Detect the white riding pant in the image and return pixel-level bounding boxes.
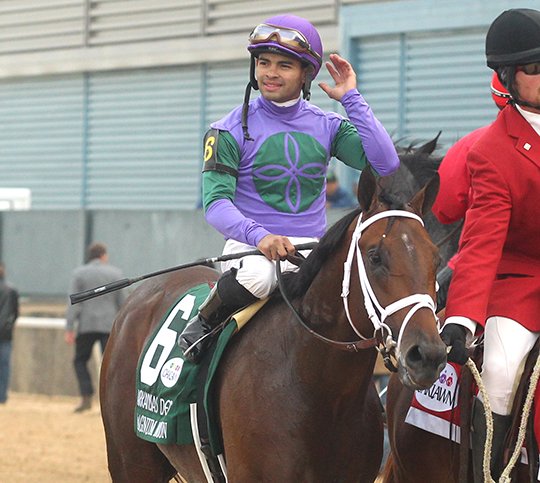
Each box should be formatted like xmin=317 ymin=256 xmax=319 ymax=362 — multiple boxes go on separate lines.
xmin=220 ymin=237 xmax=316 ymax=299
xmin=479 ymin=316 xmax=539 ymax=415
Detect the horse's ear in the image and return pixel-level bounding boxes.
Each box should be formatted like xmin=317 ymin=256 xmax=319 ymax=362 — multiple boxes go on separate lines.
xmin=358 ymin=167 xmax=377 ymax=211
xmin=418 ymin=132 xmax=442 ymax=155
xmin=408 ymin=173 xmax=440 ymax=216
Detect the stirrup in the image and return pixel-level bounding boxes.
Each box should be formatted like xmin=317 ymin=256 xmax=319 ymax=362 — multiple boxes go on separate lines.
xmin=183 ymin=331 xmax=215 ymax=356
xmin=182 ymin=329 xmax=220 ymax=364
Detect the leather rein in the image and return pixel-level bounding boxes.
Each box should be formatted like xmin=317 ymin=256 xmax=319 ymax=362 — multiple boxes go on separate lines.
xmin=276 ymin=209 xmax=438 ymax=372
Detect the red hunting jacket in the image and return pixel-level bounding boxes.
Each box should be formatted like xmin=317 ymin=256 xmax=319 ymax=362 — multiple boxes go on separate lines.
xmin=432 ymin=126 xmax=490 ymax=226
xmin=432 ymin=125 xmax=490 ymax=270
xmin=445 ymin=105 xmax=540 ymax=331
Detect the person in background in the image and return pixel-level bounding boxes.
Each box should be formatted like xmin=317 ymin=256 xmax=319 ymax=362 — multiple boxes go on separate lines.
xmin=177 ymin=13 xmax=399 ymax=363
xmin=325 ymin=170 xmax=358 ymax=209
xmin=0 ymin=262 xmax=19 ymax=404
xmin=439 ymin=8 xmax=540 ymax=481
xmin=432 ymin=72 xmax=510 ymax=308
xmin=65 ymin=242 xmax=126 ymax=413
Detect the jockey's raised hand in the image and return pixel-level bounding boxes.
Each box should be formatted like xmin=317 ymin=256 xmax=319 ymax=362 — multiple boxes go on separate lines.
xmin=318 ymin=54 xmax=357 ymax=101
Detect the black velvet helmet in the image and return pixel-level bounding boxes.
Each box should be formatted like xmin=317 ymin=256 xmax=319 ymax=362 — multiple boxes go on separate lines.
xmin=486 ymin=8 xmax=540 ymax=69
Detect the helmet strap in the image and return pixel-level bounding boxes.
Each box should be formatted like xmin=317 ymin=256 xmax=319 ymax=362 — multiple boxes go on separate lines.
xmin=241 ymin=56 xmax=260 ymax=141
xmin=302 ymin=79 xmax=312 ymax=100
xmin=302 ymin=67 xmax=314 ymax=100
xmin=249 ymin=55 xmax=259 ymax=91
xmin=241 ymin=82 xmax=254 ymax=141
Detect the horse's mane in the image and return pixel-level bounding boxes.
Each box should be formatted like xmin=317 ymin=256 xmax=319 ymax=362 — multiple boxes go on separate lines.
xmin=283 ymin=208 xmax=360 ymax=298
xmin=387 ymin=136 xmax=443 ymax=198
xmin=398 ymin=148 xmax=442 ymax=188
xmin=283 ymin=135 xmax=444 ymax=299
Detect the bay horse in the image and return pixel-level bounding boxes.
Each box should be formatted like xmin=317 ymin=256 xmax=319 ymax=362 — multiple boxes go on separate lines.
xmin=100 ymin=166 xmax=448 ymax=482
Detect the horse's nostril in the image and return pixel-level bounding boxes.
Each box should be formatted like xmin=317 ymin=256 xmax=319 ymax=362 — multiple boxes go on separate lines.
xmin=406 ymin=345 xmax=423 ymax=365
xmin=406 ymin=343 xmax=447 ymax=368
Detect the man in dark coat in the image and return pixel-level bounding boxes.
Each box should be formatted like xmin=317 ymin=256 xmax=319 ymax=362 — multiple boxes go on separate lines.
xmin=0 ymin=262 xmax=19 ymax=404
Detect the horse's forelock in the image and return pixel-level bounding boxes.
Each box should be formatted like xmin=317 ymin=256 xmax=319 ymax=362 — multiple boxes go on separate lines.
xmin=377 ymin=191 xmax=407 ymax=211
xmin=382 ymin=146 xmax=442 ymax=205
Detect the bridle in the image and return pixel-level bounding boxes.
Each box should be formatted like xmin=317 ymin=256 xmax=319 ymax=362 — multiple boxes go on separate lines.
xmin=342 ymin=209 xmax=437 ymax=370
xmin=276 ymin=209 xmax=438 ymax=372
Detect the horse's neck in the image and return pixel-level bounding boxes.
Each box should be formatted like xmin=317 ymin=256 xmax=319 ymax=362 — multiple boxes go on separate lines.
xmin=299 ymin=254 xmax=378 ymax=372
xmin=302 ymin=247 xmax=371 ymax=340
xmin=301 ymin=266 xmax=342 ymax=322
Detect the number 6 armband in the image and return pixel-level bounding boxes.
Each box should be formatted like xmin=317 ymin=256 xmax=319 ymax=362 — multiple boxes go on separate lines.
xmin=202 ymin=129 xmax=239 ymax=178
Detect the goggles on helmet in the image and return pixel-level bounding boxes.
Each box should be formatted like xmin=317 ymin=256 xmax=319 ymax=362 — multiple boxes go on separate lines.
xmin=516 ymin=62 xmax=540 ymax=75
xmin=249 ymin=23 xmax=322 ymax=64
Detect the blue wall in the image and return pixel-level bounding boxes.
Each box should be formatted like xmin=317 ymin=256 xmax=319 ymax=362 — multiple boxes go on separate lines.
xmin=337 ymin=0 xmax=539 ymax=187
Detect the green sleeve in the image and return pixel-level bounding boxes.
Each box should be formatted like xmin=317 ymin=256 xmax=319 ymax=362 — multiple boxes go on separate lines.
xmin=202 ymin=130 xmax=241 ymax=211
xmin=331 ymin=120 xmax=369 ymax=170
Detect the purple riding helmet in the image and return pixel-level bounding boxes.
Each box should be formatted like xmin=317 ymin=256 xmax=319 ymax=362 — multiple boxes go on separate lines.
xmin=241 ymin=15 xmax=324 ymax=139
xmin=247 ymin=14 xmax=323 ymax=78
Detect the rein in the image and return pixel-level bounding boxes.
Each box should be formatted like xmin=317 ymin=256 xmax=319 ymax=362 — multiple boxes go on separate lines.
xmin=276 ymin=262 xmax=378 ymax=352
xmin=276 ymin=210 xmax=437 ymax=367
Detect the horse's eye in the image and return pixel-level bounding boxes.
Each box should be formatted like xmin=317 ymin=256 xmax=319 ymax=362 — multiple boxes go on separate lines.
xmin=367 ymin=248 xmax=382 ymax=267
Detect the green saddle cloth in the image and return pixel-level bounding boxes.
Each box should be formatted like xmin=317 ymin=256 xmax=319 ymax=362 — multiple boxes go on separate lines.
xmin=134 ymin=282 xmax=237 ymax=454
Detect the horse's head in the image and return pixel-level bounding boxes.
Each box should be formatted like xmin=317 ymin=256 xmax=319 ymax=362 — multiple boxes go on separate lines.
xmin=353 ymin=167 xmax=447 ymax=389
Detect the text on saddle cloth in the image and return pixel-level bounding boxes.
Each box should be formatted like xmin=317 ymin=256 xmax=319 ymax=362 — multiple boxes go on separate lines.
xmin=134 ymin=282 xmax=268 ymax=449
xmin=405 ymin=360 xmax=540 ymax=473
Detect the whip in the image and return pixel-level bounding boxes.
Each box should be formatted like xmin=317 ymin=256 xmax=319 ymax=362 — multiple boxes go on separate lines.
xmin=70 ymin=242 xmax=318 ymax=305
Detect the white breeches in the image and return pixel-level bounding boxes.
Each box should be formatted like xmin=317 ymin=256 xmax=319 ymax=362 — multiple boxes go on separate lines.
xmin=220 ymin=237 xmax=316 ymax=299
xmin=480 ymin=316 xmax=539 ymax=415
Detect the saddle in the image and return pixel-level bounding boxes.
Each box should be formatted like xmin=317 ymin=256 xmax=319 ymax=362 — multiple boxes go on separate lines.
xmin=458 ymin=338 xmax=540 ymax=482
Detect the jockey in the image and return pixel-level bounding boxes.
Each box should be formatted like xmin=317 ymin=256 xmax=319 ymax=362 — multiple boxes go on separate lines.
xmin=178 ymin=14 xmax=400 ymax=363
xmin=431 ymin=72 xmax=510 ymax=309
xmin=440 ymin=8 xmax=540 ymax=482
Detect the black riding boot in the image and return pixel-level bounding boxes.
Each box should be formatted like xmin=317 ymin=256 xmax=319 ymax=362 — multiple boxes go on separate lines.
xmin=178 ymin=284 xmax=224 ymax=364
xmin=178 ymin=270 xmax=257 ymax=364
xmin=471 ymin=397 xmax=512 ymax=482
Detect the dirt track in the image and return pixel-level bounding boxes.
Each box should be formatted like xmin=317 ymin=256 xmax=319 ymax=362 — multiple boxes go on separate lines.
xmin=0 ymin=392 xmax=385 ymax=482
xmin=0 ymin=392 xmax=109 ymax=482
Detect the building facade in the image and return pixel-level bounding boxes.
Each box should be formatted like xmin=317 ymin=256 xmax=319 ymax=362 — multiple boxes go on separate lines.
xmin=0 ymin=0 xmax=536 ymax=295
